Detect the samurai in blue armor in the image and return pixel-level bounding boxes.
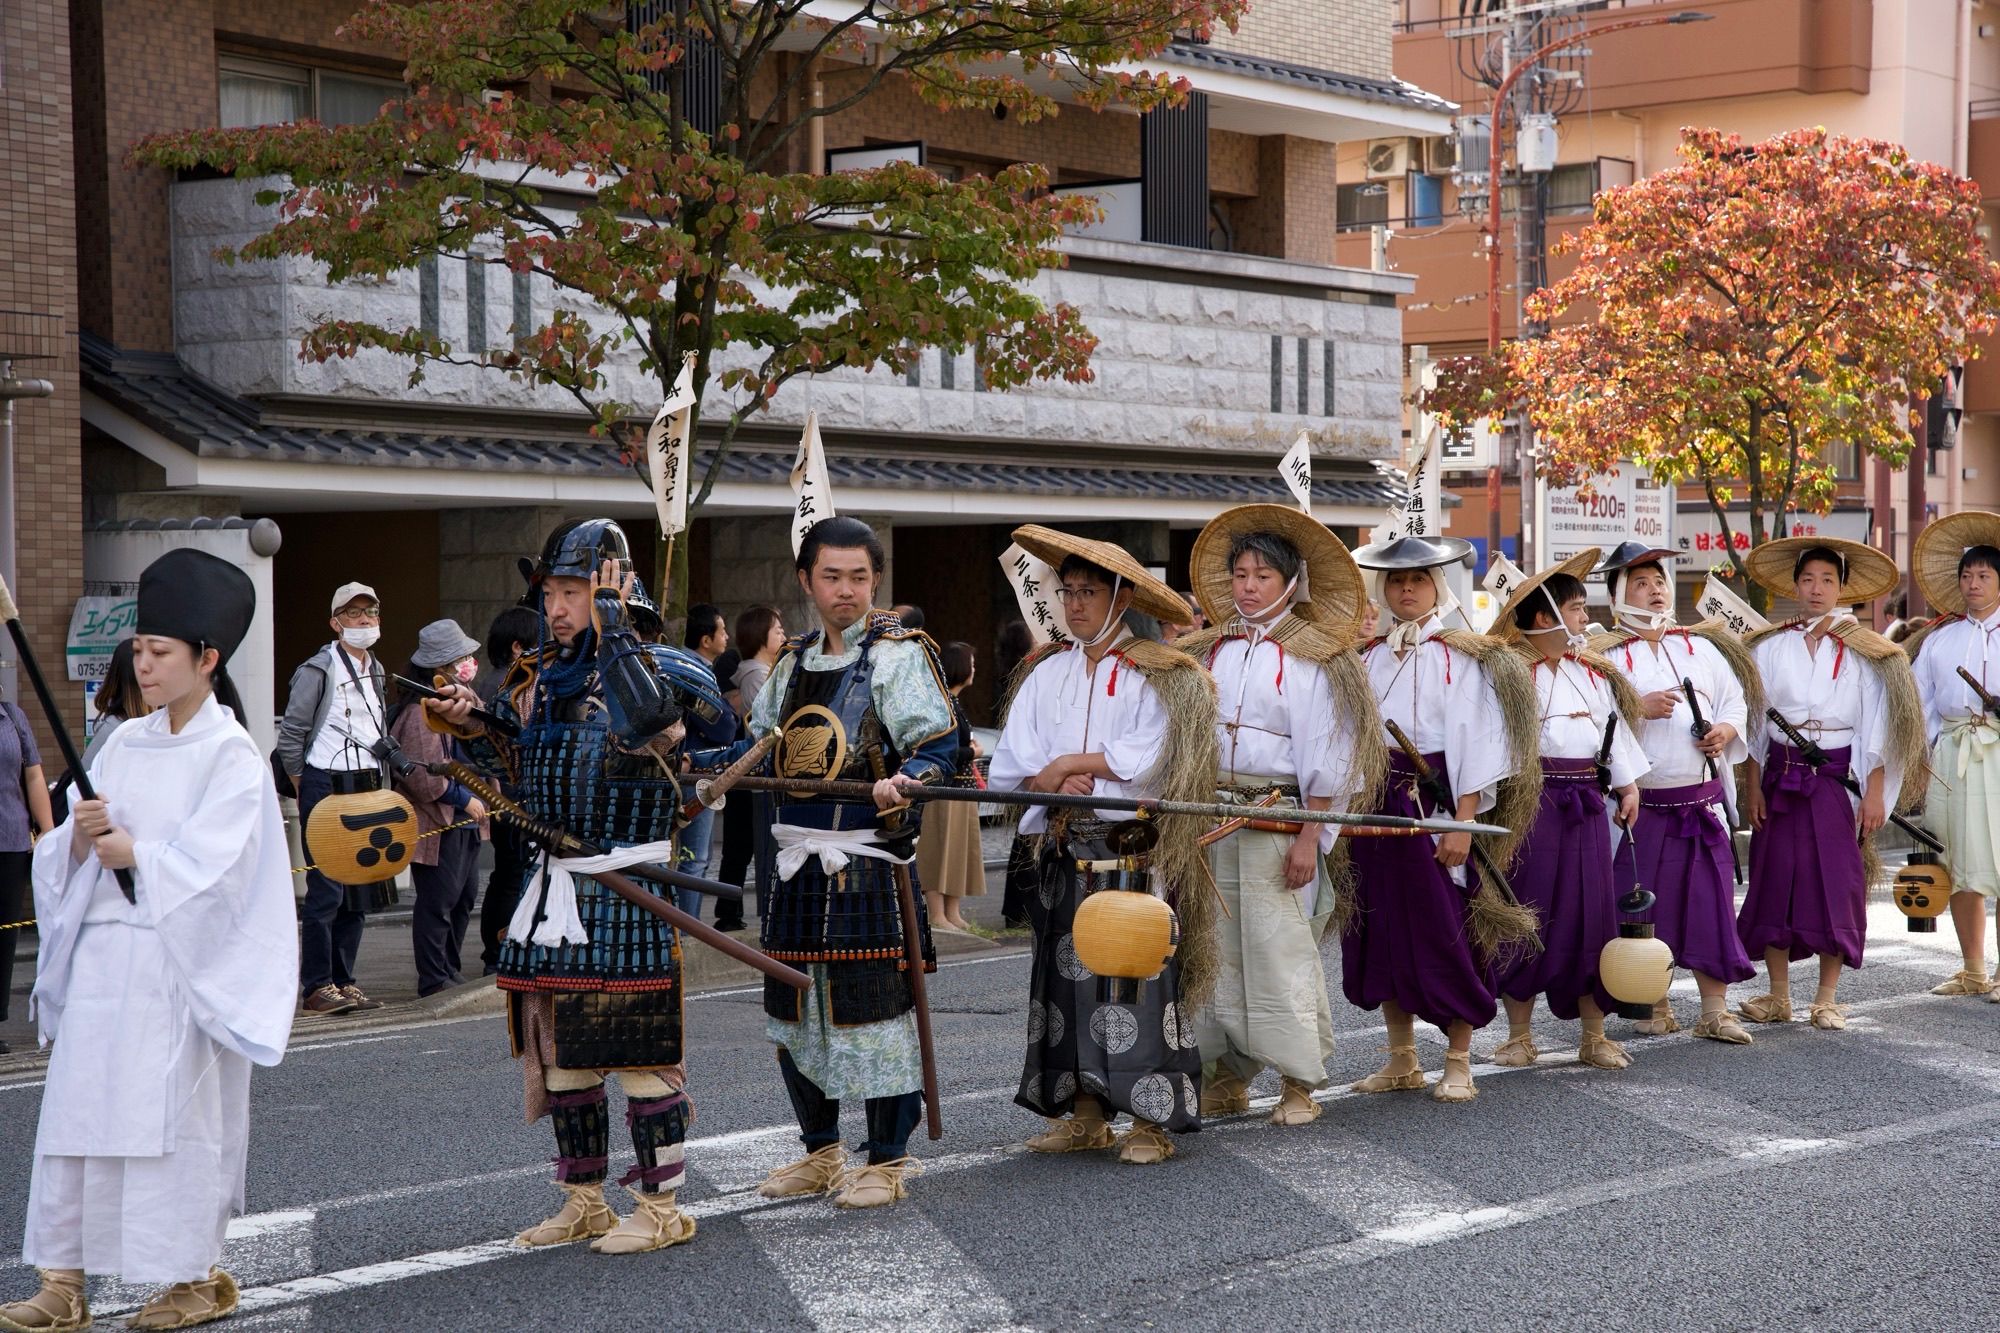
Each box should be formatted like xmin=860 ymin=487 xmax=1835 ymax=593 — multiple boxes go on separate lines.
xmin=436 ymin=517 xmax=722 ymax=1255
xmin=691 ymin=517 xmax=957 ymax=1210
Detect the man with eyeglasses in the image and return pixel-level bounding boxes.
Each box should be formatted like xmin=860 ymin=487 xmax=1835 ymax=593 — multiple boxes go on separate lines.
xmin=276 ymin=581 xmax=394 ymax=1015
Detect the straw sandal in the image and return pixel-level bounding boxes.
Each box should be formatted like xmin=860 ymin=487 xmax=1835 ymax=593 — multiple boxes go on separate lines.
xmin=127 ymin=1270 xmax=237 ymax=1331
xmin=1934 ymin=969 xmax=1995 ymax=997
xmin=757 ymin=1143 xmax=847 ymax=1199
xmin=1199 ymin=1070 xmax=1251 ymax=1117
xmin=515 ymin=1181 xmax=618 ymax=1247
xmin=590 ymin=1189 xmax=697 ymax=1254
xmin=1735 ymin=993 xmax=1793 ymax=1024
xmin=1026 ymin=1115 xmax=1114 ymax=1153
xmin=1809 ymin=1001 xmax=1849 ymax=1031
xmin=835 ymin=1157 xmax=922 ymax=1209
xmin=1630 ymin=999 xmax=1681 ymax=1035
xmin=1269 ymin=1077 xmax=1322 ymax=1126
xmin=1690 ymin=1011 xmax=1753 ymax=1045
xmin=0 ymin=1268 xmax=87 ymax=1332
xmin=1490 ymin=1033 xmax=1539 ymax=1067
xmin=1116 ymin=1122 xmax=1175 ymax=1165
xmin=1351 ymin=1045 xmax=1426 ymax=1094
xmin=1431 ymin=1050 xmax=1478 ymax=1103
xmin=1577 ymin=1032 xmax=1633 ymax=1070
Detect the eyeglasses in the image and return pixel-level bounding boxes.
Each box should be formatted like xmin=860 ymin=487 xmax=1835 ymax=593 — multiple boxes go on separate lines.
xmin=1054 ymin=586 xmax=1107 ymax=605
xmin=337 ymin=605 xmax=383 ymax=622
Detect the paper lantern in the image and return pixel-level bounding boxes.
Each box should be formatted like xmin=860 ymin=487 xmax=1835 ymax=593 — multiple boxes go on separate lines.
xmin=306 ymin=788 xmax=417 ymax=886
xmin=1600 ymin=887 xmax=1673 ymax=1020
xmin=1893 ymin=854 xmax=1954 ymax=933
xmin=1074 ymin=875 xmax=1178 ymax=1005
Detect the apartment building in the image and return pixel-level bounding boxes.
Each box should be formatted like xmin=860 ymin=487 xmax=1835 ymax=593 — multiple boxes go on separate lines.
xmin=0 ymin=0 xmax=1459 ymax=726
xmin=1344 ymin=0 xmax=1998 ymax=614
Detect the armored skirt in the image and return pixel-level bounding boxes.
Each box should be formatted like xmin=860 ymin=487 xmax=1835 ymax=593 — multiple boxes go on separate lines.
xmin=1016 ymin=830 xmax=1201 ymax=1133
xmin=1343 ymin=752 xmax=1497 ymax=1032
xmin=1193 ymin=779 xmax=1336 ymax=1088
xmin=762 ymin=844 xmax=937 ymax=1101
xmin=1739 ymin=742 xmax=1867 ymax=968
xmin=1633 ymin=779 xmax=1754 ymax=984
xmin=1496 ymin=758 xmax=1618 ymax=1021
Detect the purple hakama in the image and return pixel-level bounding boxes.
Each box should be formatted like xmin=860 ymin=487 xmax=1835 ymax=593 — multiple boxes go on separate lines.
xmin=1633 ymin=779 xmax=1755 ymax=984
xmin=1343 ymin=752 xmax=1497 ymax=1031
xmin=1496 ymin=758 xmax=1617 ymax=1021
xmin=1738 ymin=742 xmax=1866 ymax=968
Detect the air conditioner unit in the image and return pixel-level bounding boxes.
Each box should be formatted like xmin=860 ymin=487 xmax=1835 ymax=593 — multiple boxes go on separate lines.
xmin=1425 ymin=136 xmax=1459 ymax=175
xmin=1365 ymin=138 xmax=1417 ymax=181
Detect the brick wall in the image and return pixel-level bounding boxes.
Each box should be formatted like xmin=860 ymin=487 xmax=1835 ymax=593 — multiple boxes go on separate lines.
xmin=1 ymin=0 xmax=85 ymax=747
xmin=1213 ymin=0 xmax=1393 ymax=81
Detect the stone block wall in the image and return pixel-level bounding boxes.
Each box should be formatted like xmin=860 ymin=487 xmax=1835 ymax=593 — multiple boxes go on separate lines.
xmin=1211 ymin=0 xmax=1394 ymax=81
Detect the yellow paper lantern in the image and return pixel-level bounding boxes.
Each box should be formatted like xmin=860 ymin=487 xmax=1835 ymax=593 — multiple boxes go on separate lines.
xmin=1893 ymin=854 xmax=1954 ymax=933
xmin=1074 ymin=885 xmax=1178 ymax=1004
xmin=1600 ymin=924 xmax=1674 ymax=1020
xmin=305 ymin=788 xmax=418 ymax=886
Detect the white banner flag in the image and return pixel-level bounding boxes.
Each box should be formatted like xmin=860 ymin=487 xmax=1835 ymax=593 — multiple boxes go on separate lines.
xmin=645 ymin=352 xmax=698 ymax=538
xmin=1279 ymin=431 xmax=1313 ymax=514
xmin=788 ymin=411 xmax=836 ymax=557
xmin=1695 ymin=572 xmax=1770 ymax=638
xmin=1001 ymin=543 xmax=1070 ymax=647
xmin=1398 ymin=428 xmax=1442 ymax=541
xmin=1483 ymin=551 xmax=1525 ymax=605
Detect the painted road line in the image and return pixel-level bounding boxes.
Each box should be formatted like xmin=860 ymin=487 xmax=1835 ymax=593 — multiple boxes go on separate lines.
xmin=1223 ymin=1118 xmax=1488 ymax=1235
xmin=1569 ymin=1076 xmax=1826 ymax=1158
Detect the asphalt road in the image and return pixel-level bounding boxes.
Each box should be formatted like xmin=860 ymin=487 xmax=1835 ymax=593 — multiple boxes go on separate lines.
xmin=2 ymin=899 xmax=1997 ymax=1331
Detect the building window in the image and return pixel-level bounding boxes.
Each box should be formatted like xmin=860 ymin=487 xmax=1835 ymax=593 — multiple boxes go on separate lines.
xmin=940 ymin=348 xmax=955 ymax=391
xmin=218 ymin=56 xmax=401 ymax=128
xmin=1296 ymin=337 xmax=1309 ymax=416
xmin=419 ymin=256 xmax=440 ymax=339
xmin=465 ymin=257 xmax=487 ymax=355
xmin=1270 ymin=335 xmax=1284 ymax=412
xmin=511 ymin=269 xmax=534 ymax=346
xmin=1548 ymin=162 xmax=1599 ymax=214
xmin=1323 ymin=340 xmax=1337 ymax=417
xmin=1336 ymin=183 xmax=1389 ymax=233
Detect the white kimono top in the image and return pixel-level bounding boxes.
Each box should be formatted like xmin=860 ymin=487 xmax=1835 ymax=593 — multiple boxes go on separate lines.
xmin=1912 ymin=606 xmax=2000 ymax=744
xmin=988 ymin=632 xmax=1168 ymax=835
xmin=1361 ymin=613 xmax=1513 ymax=815
xmin=1603 ymin=629 xmax=1749 ymax=790
xmin=1749 ymin=622 xmax=1903 ymax=811
xmin=1530 ymin=654 xmax=1650 ymax=788
xmin=1203 ymin=629 xmax=1362 ymax=852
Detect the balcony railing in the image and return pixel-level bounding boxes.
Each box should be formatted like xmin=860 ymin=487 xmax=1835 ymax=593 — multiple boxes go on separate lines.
xmin=170 ymin=175 xmax=1413 ymax=461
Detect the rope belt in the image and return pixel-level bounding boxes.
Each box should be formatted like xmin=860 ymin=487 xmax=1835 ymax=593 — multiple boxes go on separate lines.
xmin=1217 ymin=782 xmax=1301 ymax=801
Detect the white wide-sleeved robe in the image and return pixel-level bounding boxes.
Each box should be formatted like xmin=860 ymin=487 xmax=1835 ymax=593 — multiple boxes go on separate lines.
xmin=23 ymin=695 xmax=297 ymax=1284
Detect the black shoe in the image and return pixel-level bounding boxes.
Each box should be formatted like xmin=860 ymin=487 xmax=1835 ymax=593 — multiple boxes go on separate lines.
xmin=715 ymin=917 xmax=747 ymax=932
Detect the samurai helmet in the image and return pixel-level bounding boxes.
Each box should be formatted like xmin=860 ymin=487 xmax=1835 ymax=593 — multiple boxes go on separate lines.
xmin=526 ymin=518 xmax=634 ymax=588
xmin=1349 ymin=534 xmax=1475 ymax=572
xmin=626 ymin=579 xmax=664 ymax=639
xmin=1594 ymin=542 xmax=1677 ymax=595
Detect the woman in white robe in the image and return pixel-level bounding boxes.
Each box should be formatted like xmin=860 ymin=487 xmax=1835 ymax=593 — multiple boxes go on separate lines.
xmin=4 ymin=549 xmax=296 ymax=1333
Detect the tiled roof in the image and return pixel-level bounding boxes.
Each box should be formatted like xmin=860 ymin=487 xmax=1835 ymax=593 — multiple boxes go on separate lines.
xmin=81 ymin=333 xmax=1414 ymax=509
xmin=1169 ymin=43 xmax=1458 ymax=116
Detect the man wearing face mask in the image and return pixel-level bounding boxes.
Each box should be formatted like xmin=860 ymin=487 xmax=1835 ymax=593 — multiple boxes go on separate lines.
xmin=276 ymin=582 xmax=394 ymax=1016
xmin=1588 ymin=544 xmax=1761 ymax=1044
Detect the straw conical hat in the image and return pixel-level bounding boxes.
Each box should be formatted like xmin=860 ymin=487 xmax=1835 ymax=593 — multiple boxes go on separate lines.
xmin=1913 ymin=511 xmax=2000 ymax=616
xmin=1743 ymin=535 xmax=1898 ymax=605
xmin=1010 ymin=525 xmax=1187 ymax=624
xmin=1492 ymin=548 xmax=1601 ymax=644
xmin=1188 ymin=504 xmax=1366 ymax=654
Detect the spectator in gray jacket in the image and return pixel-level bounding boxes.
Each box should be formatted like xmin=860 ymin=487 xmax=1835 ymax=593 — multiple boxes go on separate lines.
xmin=277 ymin=581 xmax=392 ymax=1016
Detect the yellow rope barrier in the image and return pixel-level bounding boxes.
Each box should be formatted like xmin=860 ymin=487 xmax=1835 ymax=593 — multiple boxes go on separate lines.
xmin=0 ymin=815 xmax=490 ymax=932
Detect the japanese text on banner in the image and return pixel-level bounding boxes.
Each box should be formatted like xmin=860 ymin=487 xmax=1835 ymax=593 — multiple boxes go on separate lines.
xmin=1000 ymin=543 xmax=1070 ymax=647
xmin=789 ymin=411 xmax=836 ymax=557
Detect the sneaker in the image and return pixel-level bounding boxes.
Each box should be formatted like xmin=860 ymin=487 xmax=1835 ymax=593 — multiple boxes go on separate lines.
xmin=302 ymin=985 xmax=358 ymax=1015
xmin=339 ymin=984 xmax=384 ymax=1012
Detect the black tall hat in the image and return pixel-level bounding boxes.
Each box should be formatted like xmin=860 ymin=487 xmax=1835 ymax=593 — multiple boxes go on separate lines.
xmin=134 ymin=549 xmax=256 ymax=662
xmin=1595 ymin=542 xmax=1678 ymax=590
xmin=1349 ymin=534 xmax=1475 ymax=572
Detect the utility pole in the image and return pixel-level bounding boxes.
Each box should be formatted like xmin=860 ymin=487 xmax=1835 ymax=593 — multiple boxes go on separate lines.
xmin=1510 ymin=2 xmax=1542 ymax=569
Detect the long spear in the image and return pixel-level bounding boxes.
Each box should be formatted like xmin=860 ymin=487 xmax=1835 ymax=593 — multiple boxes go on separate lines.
xmin=708 ymin=775 xmax=1510 ymax=838
xmin=0 ymin=575 xmax=134 ymax=902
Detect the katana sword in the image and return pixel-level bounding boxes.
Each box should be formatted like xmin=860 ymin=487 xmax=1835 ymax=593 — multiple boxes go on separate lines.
xmin=394 ymin=674 xmax=521 ymax=738
xmin=716 ymin=775 xmax=1510 ymax=838
xmin=1681 ymin=675 xmax=1719 ymax=783
xmin=435 ymin=762 xmax=803 ymax=988
xmin=1384 ymin=719 xmax=1526 ymax=909
xmin=680 ymin=728 xmax=781 ymax=821
xmin=1763 ymin=708 xmax=1943 ymax=853
xmin=1958 ymin=665 xmax=2000 ymax=722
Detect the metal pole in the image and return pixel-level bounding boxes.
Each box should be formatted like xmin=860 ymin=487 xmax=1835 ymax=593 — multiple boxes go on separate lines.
xmin=0 ymin=360 xmax=54 ymax=706
xmin=1908 ymin=394 xmax=1930 ymax=619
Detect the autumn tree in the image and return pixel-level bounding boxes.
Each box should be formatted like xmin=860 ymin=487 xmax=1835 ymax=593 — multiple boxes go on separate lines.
xmin=1429 ymin=126 xmax=2000 ymax=598
xmin=137 ymin=0 xmax=1241 ymax=599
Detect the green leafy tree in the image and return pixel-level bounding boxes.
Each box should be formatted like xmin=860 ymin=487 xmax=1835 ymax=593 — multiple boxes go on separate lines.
xmin=139 ymin=0 xmax=1241 ymax=601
